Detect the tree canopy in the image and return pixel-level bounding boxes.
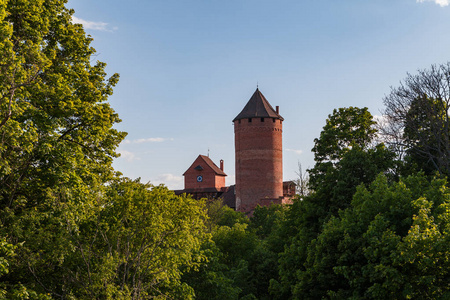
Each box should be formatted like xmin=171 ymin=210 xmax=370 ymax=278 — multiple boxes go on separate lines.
xmin=0 ymin=1 xmax=208 ymax=298
xmin=382 ymin=63 xmax=450 ymax=177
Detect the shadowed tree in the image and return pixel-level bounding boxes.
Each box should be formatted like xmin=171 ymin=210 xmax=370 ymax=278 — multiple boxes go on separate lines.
xmin=382 ymin=63 xmax=450 ymax=176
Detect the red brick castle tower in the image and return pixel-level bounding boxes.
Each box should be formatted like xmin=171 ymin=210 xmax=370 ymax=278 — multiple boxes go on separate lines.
xmin=233 ymin=88 xmax=284 ymax=212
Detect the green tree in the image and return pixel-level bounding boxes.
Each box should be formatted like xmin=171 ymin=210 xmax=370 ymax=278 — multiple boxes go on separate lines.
xmin=277 ymin=107 xmax=396 ymax=299
xmin=394 ymin=197 xmax=450 ymax=298
xmin=204 ymin=199 xmax=249 ymax=232
xmin=0 ymin=0 xmax=125 ymax=297
xmin=249 ymin=205 xmax=287 ymax=300
xmin=0 ymin=237 xmax=51 ymax=299
xmin=307 ymin=107 xmax=394 ymax=218
xmin=184 ymin=223 xmax=258 ymax=300
xmin=186 ymin=204 xmax=287 ymax=300
xmin=293 ymin=173 xmax=450 ymax=299
xmin=311 ymin=107 xmax=377 ymax=164
xmin=89 ymin=179 xmax=209 ymax=299
xmin=182 ymin=239 xmax=242 ymax=300
xmin=292 ymin=107 xmax=394 ymax=232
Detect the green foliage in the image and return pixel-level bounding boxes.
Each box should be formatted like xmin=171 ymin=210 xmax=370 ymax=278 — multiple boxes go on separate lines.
xmin=213 ymin=223 xmax=259 ymax=268
xmin=310 ymin=144 xmax=396 ymax=217
xmin=277 ymin=107 xmax=396 ymax=299
xmin=2 ymin=176 xmax=209 ymax=299
xmin=0 ymin=238 xmax=51 ymax=300
xmin=89 ymin=178 xmax=209 ymax=299
xmin=312 ymin=107 xmax=376 ymax=164
xmin=0 ymin=1 xmax=213 ymax=298
xmin=291 ymin=173 xmax=450 ymax=299
xmin=184 ymin=204 xmax=287 ymax=300
xmin=182 ymin=240 xmax=241 ymax=300
xmin=0 ymin=237 xmax=13 ymax=277
xmin=249 ymin=204 xmax=286 ymax=240
xmin=308 ymin=107 xmax=395 ymax=218
xmin=204 ymin=199 xmax=249 ymax=232
xmin=183 ymin=223 xmax=258 ymax=300
xmin=0 ymin=0 xmax=126 ymax=297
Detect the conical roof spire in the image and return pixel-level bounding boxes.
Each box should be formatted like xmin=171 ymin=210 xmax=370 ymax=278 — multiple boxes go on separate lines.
xmin=233 ymin=88 xmax=284 ymax=121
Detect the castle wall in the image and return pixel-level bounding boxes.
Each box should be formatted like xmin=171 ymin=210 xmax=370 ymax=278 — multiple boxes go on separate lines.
xmin=234 ymin=117 xmax=283 ymax=212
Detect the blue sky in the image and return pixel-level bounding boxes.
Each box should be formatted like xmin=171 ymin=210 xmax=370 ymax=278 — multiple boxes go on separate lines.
xmin=68 ymin=0 xmax=450 ymax=189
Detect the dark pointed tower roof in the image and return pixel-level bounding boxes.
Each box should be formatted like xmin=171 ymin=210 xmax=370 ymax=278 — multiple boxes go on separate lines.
xmin=233 ymin=88 xmax=284 ymax=122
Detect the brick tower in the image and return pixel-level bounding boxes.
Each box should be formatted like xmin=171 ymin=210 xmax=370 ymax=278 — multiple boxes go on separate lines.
xmin=233 ymin=88 xmax=284 ymax=212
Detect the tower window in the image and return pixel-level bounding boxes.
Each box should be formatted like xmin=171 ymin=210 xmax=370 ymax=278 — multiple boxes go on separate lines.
xmin=261 ymin=118 xmax=264 ymax=122
xmin=272 ymin=118 xmax=275 ymax=122
xmin=248 ymin=118 xmax=252 ymax=123
xmin=238 ymin=119 xmax=241 ymax=124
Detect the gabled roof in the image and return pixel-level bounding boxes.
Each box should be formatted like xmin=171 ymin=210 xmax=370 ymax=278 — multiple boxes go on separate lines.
xmin=183 ymin=155 xmax=227 ymax=176
xmin=233 ymin=88 xmax=284 ymax=121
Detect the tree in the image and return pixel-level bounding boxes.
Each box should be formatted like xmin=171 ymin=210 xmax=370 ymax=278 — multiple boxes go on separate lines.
xmin=88 ymin=179 xmax=209 ymax=299
xmin=0 ymin=0 xmax=125 ymax=297
xmin=0 ymin=0 xmax=124 ymax=201
xmin=276 ymin=107 xmax=396 ymax=299
xmin=249 ymin=205 xmax=288 ymax=299
xmin=294 ymin=162 xmax=309 ymax=198
xmin=0 ymin=237 xmax=51 ymax=299
xmin=308 ymin=107 xmax=395 ymax=221
xmin=404 ymin=94 xmax=449 ymax=175
xmin=184 ymin=204 xmax=287 ymax=300
xmin=382 ymin=62 xmax=450 ymax=176
xmin=182 ymin=239 xmax=242 ymax=300
xmin=311 ymin=107 xmax=377 ymax=164
xmin=293 ymin=173 xmax=450 ymax=299
xmin=0 ymin=0 xmax=50 ymax=130
xmin=0 ymin=0 xmax=124 ymax=208
xmin=204 ymin=199 xmax=249 ymax=232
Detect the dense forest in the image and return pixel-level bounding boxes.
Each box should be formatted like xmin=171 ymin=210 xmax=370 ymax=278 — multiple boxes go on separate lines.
xmin=1 ymin=1 xmax=449 ymax=299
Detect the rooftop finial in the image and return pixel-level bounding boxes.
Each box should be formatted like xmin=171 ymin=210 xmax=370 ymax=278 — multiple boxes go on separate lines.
xmin=207 ymin=148 xmax=210 ymax=157
xmin=257 ymin=81 xmax=259 ymax=89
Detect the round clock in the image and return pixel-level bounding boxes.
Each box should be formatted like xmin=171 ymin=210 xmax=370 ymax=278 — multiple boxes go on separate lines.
xmin=197 ymin=175 xmax=203 ymax=182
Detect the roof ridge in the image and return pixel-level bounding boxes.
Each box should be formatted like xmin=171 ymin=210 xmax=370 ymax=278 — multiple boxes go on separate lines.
xmin=183 ymin=155 xmax=227 ymax=176
xmin=198 ymin=155 xmax=226 ymax=176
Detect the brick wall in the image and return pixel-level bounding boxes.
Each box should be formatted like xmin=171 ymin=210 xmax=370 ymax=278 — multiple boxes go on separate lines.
xmin=184 ymin=156 xmax=226 ymax=189
xmin=234 ymin=117 xmax=283 ymax=212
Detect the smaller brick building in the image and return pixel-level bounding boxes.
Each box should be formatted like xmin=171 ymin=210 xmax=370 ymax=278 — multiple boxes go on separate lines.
xmin=183 ymin=155 xmax=226 ymax=190
xmin=174 ymin=155 xmax=237 ymax=209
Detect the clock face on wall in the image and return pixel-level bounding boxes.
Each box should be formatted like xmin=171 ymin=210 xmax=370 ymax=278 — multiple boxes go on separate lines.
xmin=197 ymin=175 xmax=203 ymax=182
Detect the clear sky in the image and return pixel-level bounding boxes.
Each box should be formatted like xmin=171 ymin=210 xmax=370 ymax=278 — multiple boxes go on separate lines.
xmin=67 ymin=0 xmax=450 ymax=189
